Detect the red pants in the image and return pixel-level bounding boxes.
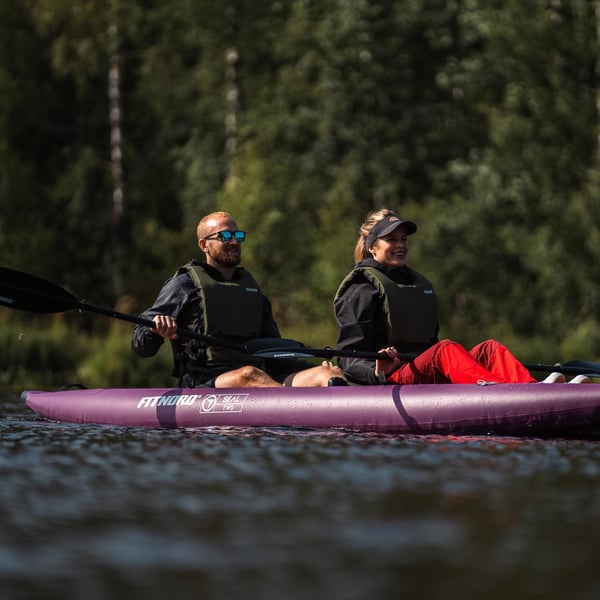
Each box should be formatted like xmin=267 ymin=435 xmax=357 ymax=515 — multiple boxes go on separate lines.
xmin=386 ymin=339 xmax=536 ymax=384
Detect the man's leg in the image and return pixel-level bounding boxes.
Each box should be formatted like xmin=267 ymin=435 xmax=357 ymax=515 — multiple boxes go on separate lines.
xmin=214 ymin=365 xmax=281 ymax=388
xmin=287 ymin=361 xmax=347 ymax=387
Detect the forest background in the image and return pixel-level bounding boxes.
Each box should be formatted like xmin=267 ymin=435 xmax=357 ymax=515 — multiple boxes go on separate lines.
xmin=2 ymin=0 xmax=600 ymax=390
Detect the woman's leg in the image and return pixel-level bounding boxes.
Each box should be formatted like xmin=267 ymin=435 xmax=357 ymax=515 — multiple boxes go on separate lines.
xmin=469 ymin=340 xmax=536 ymax=383
xmin=388 ymin=339 xmax=499 ymax=384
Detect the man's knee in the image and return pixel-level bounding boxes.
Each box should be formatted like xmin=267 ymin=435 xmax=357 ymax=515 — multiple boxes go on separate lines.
xmin=215 ymin=365 xmax=272 ymax=387
xmin=236 ymin=365 xmax=267 ymax=384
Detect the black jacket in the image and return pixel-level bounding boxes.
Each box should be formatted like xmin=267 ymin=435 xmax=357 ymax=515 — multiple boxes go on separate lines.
xmin=334 ymin=259 xmax=439 ymax=384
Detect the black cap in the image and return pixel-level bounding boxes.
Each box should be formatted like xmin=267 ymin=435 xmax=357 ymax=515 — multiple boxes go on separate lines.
xmin=366 ymin=214 xmax=417 ymax=249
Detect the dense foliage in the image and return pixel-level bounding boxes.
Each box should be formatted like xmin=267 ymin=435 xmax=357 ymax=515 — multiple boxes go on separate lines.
xmin=2 ymin=0 xmax=600 ymax=386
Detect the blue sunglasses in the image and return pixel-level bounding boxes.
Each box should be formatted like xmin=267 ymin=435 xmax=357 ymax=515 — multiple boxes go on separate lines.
xmin=204 ymin=230 xmax=246 ymax=243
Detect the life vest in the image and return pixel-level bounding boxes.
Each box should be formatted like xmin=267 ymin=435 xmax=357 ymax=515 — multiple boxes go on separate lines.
xmin=182 ymin=264 xmax=265 ymax=366
xmin=335 ymin=266 xmax=438 ymax=350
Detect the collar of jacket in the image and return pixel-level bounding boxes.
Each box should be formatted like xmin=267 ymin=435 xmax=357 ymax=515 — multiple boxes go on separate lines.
xmin=356 ymin=259 xmax=413 ymax=285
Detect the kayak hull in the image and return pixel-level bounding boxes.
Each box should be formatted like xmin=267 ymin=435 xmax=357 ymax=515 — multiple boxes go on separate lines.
xmin=23 ymin=383 xmax=600 ymax=436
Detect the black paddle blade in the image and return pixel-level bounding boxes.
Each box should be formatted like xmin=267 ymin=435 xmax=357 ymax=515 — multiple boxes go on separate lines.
xmin=0 ymin=267 xmax=78 ymax=314
xmin=562 ymin=360 xmax=600 ymax=377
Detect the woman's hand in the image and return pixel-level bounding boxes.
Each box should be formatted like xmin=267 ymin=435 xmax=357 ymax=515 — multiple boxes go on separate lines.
xmin=374 ymin=346 xmax=401 ymax=382
xmin=151 ymin=315 xmax=179 ymax=340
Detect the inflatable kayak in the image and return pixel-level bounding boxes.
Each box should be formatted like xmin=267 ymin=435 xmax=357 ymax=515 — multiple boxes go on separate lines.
xmin=5 ymin=266 xmax=600 ymax=436
xmin=22 ymin=383 xmax=600 ymax=436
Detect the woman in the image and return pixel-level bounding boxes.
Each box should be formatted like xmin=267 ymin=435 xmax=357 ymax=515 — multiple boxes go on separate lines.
xmin=334 ymin=208 xmax=589 ymax=385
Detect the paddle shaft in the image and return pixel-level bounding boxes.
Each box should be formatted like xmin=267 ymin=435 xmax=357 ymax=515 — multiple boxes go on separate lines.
xmin=77 ymin=300 xmax=244 ymax=350
xmin=252 ymin=344 xmax=600 ymax=377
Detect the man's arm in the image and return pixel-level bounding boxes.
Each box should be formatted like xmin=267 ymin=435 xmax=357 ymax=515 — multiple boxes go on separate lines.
xmin=131 ymin=274 xmax=194 ymax=357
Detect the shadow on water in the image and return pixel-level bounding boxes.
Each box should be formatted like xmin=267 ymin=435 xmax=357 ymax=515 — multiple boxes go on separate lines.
xmin=1 ymin=391 xmax=600 ymax=600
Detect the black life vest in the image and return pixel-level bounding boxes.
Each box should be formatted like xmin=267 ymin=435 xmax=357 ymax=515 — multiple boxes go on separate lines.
xmin=182 ymin=264 xmax=265 ymax=366
xmin=335 ymin=266 xmax=438 ymax=348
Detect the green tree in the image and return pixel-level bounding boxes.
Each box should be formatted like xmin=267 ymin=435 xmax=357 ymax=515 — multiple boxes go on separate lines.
xmin=417 ymin=0 xmax=599 ymax=356
xmin=2 ymin=0 xmax=600 ymax=375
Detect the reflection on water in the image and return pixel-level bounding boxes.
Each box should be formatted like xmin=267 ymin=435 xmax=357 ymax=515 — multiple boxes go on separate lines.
xmin=1 ymin=392 xmax=600 ymax=599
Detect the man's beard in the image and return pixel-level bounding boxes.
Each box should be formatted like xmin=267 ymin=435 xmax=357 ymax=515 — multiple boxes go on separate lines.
xmin=210 ymin=245 xmax=241 ymax=267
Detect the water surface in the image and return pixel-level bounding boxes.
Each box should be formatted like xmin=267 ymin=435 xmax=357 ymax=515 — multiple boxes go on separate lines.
xmin=1 ymin=392 xmax=599 ymax=599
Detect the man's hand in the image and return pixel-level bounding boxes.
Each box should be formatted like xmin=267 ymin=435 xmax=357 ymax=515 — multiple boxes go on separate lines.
xmin=151 ymin=315 xmax=179 ymax=340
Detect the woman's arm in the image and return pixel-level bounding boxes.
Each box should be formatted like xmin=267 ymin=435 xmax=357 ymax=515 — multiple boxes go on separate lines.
xmin=334 ymin=281 xmax=386 ymax=384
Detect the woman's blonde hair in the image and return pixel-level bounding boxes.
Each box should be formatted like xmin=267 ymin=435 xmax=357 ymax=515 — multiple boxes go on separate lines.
xmin=353 ymin=207 xmax=397 ymax=263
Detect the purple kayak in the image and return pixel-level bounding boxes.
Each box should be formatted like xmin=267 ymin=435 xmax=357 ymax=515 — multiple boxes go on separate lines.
xmin=4 ymin=267 xmax=600 ymax=437
xmin=23 ymin=383 xmax=600 ymax=436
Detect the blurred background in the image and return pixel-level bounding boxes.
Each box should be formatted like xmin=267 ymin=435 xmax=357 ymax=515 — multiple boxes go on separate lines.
xmin=2 ymin=0 xmax=600 ymax=390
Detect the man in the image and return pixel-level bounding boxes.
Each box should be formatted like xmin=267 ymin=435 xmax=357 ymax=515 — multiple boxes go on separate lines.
xmin=132 ymin=211 xmax=347 ymax=388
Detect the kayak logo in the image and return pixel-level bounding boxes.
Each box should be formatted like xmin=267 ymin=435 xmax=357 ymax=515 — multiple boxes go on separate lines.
xmin=201 ymin=395 xmax=218 ymax=412
xmin=135 ymin=392 xmax=248 ymax=413
xmin=137 ymin=394 xmax=198 ymax=408
xmin=137 ymin=393 xmax=199 ymax=408
xmin=201 ymin=393 xmax=248 ymax=413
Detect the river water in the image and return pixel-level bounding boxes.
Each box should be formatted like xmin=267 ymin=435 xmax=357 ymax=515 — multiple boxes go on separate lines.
xmin=1 ymin=391 xmax=599 ymax=599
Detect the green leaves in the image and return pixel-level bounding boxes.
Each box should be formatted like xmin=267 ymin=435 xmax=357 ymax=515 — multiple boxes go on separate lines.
xmin=1 ymin=0 xmax=599 ymax=359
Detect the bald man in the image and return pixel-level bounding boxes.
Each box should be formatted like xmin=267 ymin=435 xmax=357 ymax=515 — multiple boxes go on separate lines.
xmin=132 ymin=211 xmax=347 ymax=388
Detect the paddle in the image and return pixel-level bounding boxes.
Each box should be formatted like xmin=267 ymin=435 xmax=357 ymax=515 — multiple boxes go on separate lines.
xmin=245 ymin=338 xmax=600 ymax=378
xmin=245 ymin=337 xmax=394 ymax=361
xmin=0 ymin=266 xmax=245 ymax=352
xmin=2 ymin=267 xmax=599 ymax=378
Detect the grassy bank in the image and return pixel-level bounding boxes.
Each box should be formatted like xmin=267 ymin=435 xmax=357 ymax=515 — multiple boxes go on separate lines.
xmin=0 ymin=314 xmax=341 ymax=392
xmin=1 ymin=316 xmax=172 ymax=392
